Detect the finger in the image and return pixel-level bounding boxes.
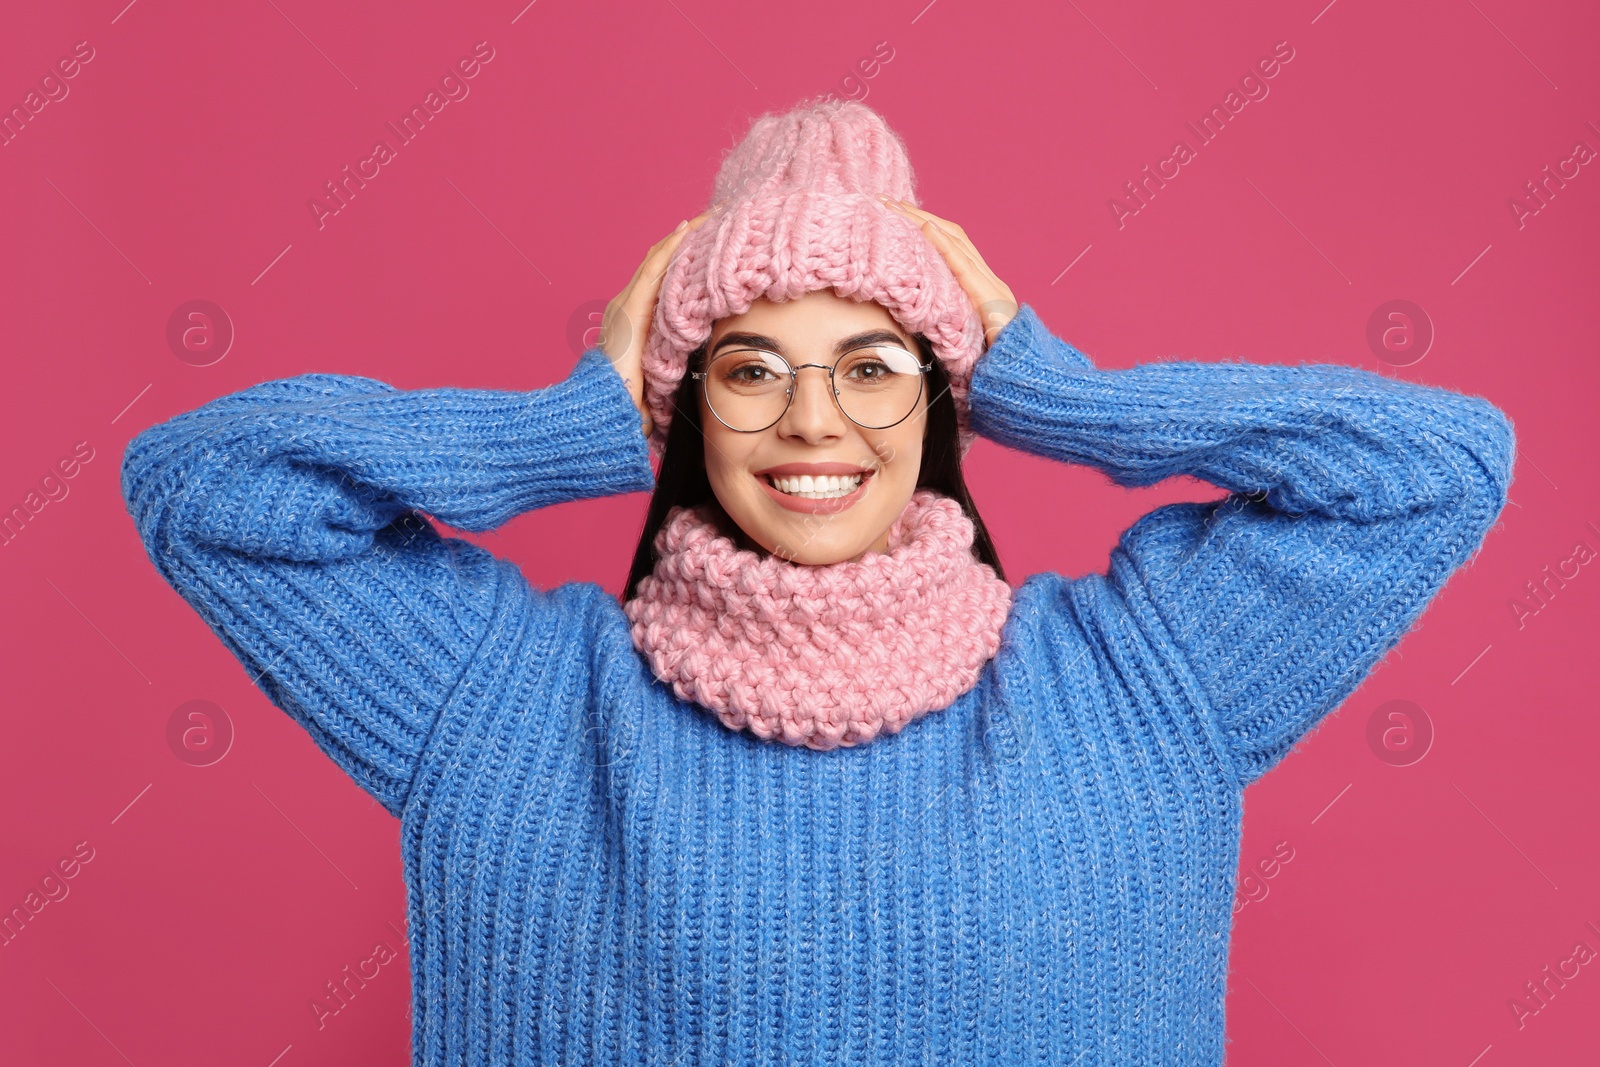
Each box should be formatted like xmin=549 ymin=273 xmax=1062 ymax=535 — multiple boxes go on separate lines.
xmin=918 ymin=215 xmax=1001 ymax=290
xmin=884 ymin=198 xmax=983 ymax=264
xmin=615 ymin=218 xmax=701 ymax=344
xmin=650 ymin=221 xmax=687 ymax=253
xmin=914 ymin=215 xmax=986 ymax=277
xmin=631 ymin=238 xmax=681 ymax=287
xmin=668 ymin=211 xmax=710 ymax=239
xmin=915 ymin=219 xmax=1014 ymax=332
xmin=882 ymin=197 xmax=961 ymax=237
xmin=917 ymin=212 xmax=979 ymax=264
xmin=879 ymin=197 xmax=1013 ymax=313
xmin=917 ymin=207 xmax=966 ymax=239
xmin=647 ymin=216 xmax=701 ymax=262
xmin=632 ymin=224 xmax=687 ymax=283
xmin=633 ymin=243 xmax=686 ymax=311
xmin=878 ymin=194 xmax=928 ymax=219
xmin=648 ymin=218 xmax=690 ymax=252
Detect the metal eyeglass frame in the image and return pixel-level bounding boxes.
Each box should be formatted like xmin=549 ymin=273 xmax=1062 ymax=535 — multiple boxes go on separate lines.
xmin=689 ymin=347 xmax=934 ymax=433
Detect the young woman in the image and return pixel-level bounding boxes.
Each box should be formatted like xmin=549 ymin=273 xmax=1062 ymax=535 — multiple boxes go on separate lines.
xmin=122 ymin=98 xmax=1515 ymax=1065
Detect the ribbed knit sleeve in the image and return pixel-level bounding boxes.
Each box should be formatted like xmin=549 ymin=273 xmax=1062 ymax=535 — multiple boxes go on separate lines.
xmin=967 ymin=304 xmax=1515 ymax=788
xmin=121 ymin=348 xmax=657 ymax=815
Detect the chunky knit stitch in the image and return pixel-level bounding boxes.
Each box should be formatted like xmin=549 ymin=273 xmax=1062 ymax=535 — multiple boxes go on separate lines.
xmin=623 ymin=488 xmax=1013 ymax=750
xmin=120 ymin=303 xmax=1515 ymax=1065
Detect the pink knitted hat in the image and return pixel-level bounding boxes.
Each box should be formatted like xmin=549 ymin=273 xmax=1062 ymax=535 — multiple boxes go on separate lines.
xmin=642 ymin=96 xmax=988 ymax=458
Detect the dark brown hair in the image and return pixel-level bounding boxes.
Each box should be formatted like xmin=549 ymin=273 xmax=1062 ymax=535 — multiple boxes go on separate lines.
xmin=623 ymin=333 xmax=1005 ymax=601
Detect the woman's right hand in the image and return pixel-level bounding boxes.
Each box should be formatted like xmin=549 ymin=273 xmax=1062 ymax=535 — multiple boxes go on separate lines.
xmin=602 ymin=212 xmax=710 ymax=438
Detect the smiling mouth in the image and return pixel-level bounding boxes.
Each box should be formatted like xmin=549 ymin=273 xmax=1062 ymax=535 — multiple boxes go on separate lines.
xmin=762 ymin=471 xmax=871 ymax=499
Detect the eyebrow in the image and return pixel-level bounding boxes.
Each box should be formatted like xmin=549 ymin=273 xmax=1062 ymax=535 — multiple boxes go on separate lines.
xmin=710 ymin=328 xmax=910 ymax=358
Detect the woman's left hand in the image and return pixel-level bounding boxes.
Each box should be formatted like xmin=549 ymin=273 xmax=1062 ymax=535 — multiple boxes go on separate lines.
xmin=879 ymin=197 xmax=1018 ymax=350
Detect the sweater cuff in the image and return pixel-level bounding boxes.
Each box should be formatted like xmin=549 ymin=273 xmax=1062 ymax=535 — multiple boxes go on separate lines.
xmin=560 ymin=345 xmax=658 ymax=477
xmin=972 ymin=302 xmax=1093 ymax=380
xmin=966 ymin=304 xmax=1095 ymax=435
xmin=502 ymin=346 xmax=658 ymax=512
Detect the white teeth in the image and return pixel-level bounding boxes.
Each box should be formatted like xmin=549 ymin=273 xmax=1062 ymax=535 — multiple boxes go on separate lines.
xmin=766 ymin=472 xmax=864 ymax=498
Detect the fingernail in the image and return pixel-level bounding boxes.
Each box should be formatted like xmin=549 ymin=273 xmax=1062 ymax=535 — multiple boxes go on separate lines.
xmin=676 ymin=219 xmax=688 ymax=230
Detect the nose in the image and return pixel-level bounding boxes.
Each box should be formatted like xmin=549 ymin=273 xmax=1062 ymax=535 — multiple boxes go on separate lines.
xmin=776 ymin=363 xmax=847 ymax=441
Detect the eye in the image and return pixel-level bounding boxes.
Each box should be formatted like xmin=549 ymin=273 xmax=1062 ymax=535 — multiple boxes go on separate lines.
xmin=727 ymin=362 xmax=775 ymax=383
xmin=714 ymin=349 xmax=790 ymax=386
xmin=840 ymin=345 xmax=918 ymax=382
xmin=726 ymin=356 xmax=780 ymax=382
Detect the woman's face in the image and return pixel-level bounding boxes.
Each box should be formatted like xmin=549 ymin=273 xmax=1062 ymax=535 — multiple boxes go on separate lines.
xmin=697 ymin=289 xmax=929 ymax=565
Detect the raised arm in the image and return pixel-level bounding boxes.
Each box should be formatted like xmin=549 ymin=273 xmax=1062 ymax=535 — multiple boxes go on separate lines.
xmin=966 ymin=304 xmax=1515 ymax=788
xmin=121 ymin=347 xmax=656 ymax=815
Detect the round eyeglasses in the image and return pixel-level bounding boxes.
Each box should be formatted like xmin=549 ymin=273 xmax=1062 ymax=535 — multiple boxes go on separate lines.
xmin=690 ymin=344 xmax=933 ymax=433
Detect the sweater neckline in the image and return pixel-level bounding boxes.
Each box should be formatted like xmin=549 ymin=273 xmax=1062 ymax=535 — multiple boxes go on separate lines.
xmin=622 ymin=489 xmax=1013 ymax=750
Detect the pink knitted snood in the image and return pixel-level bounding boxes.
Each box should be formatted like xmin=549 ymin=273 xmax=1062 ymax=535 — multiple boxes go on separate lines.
xmin=623 ymin=489 xmax=1013 ymax=751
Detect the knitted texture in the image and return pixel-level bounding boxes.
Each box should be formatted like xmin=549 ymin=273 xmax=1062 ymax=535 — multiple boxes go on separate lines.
xmin=121 ymin=305 xmax=1515 ymax=1065
xmin=643 ymin=96 xmax=988 ymax=457
xmin=623 ymin=488 xmax=1012 ymax=750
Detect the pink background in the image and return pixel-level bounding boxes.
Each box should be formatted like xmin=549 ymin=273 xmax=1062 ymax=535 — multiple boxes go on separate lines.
xmin=3 ymin=0 xmax=1597 ymax=1063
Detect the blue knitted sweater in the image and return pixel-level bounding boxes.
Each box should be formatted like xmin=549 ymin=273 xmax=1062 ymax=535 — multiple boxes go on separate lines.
xmin=121 ymin=304 xmax=1514 ymax=1065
